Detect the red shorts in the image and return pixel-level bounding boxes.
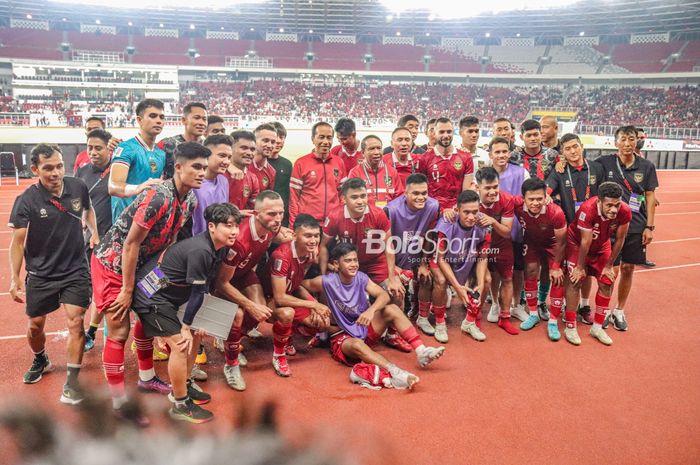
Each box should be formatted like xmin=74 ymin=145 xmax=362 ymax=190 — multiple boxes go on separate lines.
xmin=565 ymin=242 xmax=611 ymax=280
xmin=363 ymin=260 xmax=389 ymax=284
xmin=90 ymin=255 xmax=123 ymax=314
xmin=523 ymin=241 xmax=558 ymax=268
xmin=488 ymin=241 xmax=514 ymax=279
xmin=330 ymin=325 xmax=380 ymax=366
xmin=231 ymin=270 xmax=260 ymax=290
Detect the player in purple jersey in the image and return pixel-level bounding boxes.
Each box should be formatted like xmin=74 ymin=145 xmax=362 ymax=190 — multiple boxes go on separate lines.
xmin=302 ymin=243 xmax=445 ymax=389
xmin=432 ymin=190 xmax=492 ymax=342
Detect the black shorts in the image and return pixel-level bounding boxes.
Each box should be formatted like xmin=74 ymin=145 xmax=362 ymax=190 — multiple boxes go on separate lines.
xmin=133 ymin=302 xmax=182 ymax=338
xmin=614 ymin=232 xmax=646 ymax=266
xmin=512 ymin=242 xmax=525 ymax=271
xmin=25 ymin=270 xmax=92 ymax=318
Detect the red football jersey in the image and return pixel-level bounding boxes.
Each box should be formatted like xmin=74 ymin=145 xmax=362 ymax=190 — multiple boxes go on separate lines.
xmin=248 ymin=158 xmax=276 ymax=192
xmin=347 ymin=160 xmax=404 ymax=208
xmin=417 ymin=148 xmax=474 ymax=212
xmin=262 ymin=241 xmax=316 ymax=298
xmin=224 ymin=215 xmax=275 ymax=278
xmin=226 ymin=169 xmax=260 ymax=211
xmin=479 ymin=191 xmax=515 ymax=249
xmin=514 ymin=198 xmax=567 ymax=248
xmin=567 ymin=196 xmax=632 ymax=254
xmin=383 ymin=152 xmax=419 ymax=187
xmin=323 ymin=205 xmax=391 ymax=272
xmin=331 ymin=145 xmax=363 ymax=173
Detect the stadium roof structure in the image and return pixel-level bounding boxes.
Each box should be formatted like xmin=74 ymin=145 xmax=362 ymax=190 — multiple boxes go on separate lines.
xmin=3 ymin=0 xmax=700 ymax=40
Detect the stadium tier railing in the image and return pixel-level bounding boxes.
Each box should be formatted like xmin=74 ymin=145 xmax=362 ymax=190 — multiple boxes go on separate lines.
xmin=578 ymin=124 xmax=700 ymax=140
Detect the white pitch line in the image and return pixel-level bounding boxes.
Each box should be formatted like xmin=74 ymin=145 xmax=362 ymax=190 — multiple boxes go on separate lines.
xmin=661 ymin=201 xmax=700 ymax=205
xmin=635 ymin=262 xmax=700 ymax=273
xmin=656 ymin=211 xmax=700 ymax=216
xmin=653 ymin=237 xmax=700 ymax=244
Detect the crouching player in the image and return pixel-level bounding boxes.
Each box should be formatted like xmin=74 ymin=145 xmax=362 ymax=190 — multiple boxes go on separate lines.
xmin=261 ymin=214 xmax=332 ymax=377
xmin=303 ymin=243 xmax=445 ymax=389
xmin=563 ymin=182 xmax=631 ymax=346
xmin=131 ymin=203 xmax=241 ymax=423
xmin=433 ymin=190 xmax=491 ymax=342
xmin=513 ymin=179 xmax=567 ymax=340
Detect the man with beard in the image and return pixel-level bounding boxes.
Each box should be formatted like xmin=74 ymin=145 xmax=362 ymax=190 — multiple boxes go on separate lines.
xmin=249 ymin=123 xmax=277 ymax=192
xmin=226 ymin=130 xmax=260 ymax=214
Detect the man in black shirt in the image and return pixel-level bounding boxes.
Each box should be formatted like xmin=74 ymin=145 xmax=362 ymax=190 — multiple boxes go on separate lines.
xmin=132 ymin=203 xmax=242 ymax=424
xmin=8 ymin=144 xmax=98 ymax=405
xmin=596 ymin=126 xmax=658 ymax=331
xmin=269 ymin=121 xmax=293 ymax=228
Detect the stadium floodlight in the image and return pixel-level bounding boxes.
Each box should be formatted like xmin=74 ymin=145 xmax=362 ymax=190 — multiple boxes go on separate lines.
xmin=128 ymin=21 xmax=133 ymax=26
xmin=379 ymin=0 xmax=581 ymax=19
xmin=49 ymin=0 xmax=266 ymax=8
xmin=26 ymin=14 xmax=32 ymax=19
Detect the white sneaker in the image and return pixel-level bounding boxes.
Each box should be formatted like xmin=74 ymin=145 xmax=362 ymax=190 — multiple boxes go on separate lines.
xmin=460 ymin=319 xmax=486 ymax=342
xmin=390 ymin=369 xmax=420 ymax=389
xmin=238 ymin=352 xmax=248 ymax=367
xmin=434 ymin=323 xmax=449 ymax=343
xmin=223 ymin=364 xmax=246 ymax=391
xmin=511 ymin=305 xmax=530 ymax=322
xmin=247 ymin=326 xmax=263 ymax=339
xmin=191 ymin=364 xmax=208 ymax=382
xmin=564 ymin=325 xmax=581 ymax=346
xmin=416 ymin=316 xmax=435 ymax=335
xmin=415 ymin=345 xmax=445 ymax=368
xmin=590 ymin=326 xmax=613 ymax=346
xmin=446 ymin=286 xmax=454 ymax=307
xmin=213 ymin=337 xmax=225 ymax=353
xmin=487 ymin=303 xmax=500 ymax=323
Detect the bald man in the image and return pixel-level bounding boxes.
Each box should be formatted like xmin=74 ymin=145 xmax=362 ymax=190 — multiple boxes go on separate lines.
xmin=540 ymin=116 xmax=560 ymax=154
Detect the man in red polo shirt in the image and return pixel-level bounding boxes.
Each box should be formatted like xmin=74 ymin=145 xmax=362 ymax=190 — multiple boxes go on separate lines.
xmin=248 ymin=123 xmax=277 ymax=192
xmin=289 ymin=122 xmax=347 ymax=227
xmin=330 ymin=118 xmax=363 ymax=173
xmin=383 ymin=127 xmax=419 ymax=187
xmin=226 ymin=130 xmax=260 ymax=214
xmin=348 ymin=135 xmax=403 ymax=208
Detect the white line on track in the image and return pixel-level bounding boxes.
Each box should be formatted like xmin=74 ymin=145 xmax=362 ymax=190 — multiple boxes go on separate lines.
xmin=661 ymin=201 xmax=700 ymax=205
xmin=635 ymin=262 xmax=700 ymax=273
xmin=656 ymin=211 xmax=700 ymax=216
xmin=653 ymin=237 xmax=700 ymax=244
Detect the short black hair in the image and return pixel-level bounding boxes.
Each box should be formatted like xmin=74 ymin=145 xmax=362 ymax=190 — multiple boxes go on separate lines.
xmin=231 ymin=130 xmax=256 ymax=144
xmin=475 ymin=166 xmax=499 ymax=184
xmin=255 ymin=123 xmax=277 ymax=134
xmin=459 ymin=116 xmax=479 ymax=129
xmin=405 ymin=173 xmax=428 ymax=187
xmin=457 ymin=189 xmax=480 ymax=206
xmin=293 ymin=213 xmax=320 ymax=232
xmin=397 ymin=114 xmax=419 ymax=127
xmin=30 ymin=143 xmax=61 ymax=167
xmin=207 ymin=115 xmax=224 ymax=126
xmin=312 ymin=121 xmax=333 ymax=138
xmin=614 ymin=125 xmax=637 ymax=140
xmin=86 ymin=128 xmax=112 ymax=145
xmin=521 ymin=178 xmax=547 ymax=196
xmin=334 ymin=118 xmax=356 ymax=137
xmin=204 ymin=202 xmax=242 ymax=225
xmin=426 ymin=118 xmax=437 ymax=127
xmin=489 ymin=136 xmax=511 ymax=151
xmin=255 ymin=190 xmax=282 ymax=207
xmin=392 ymin=126 xmax=412 ymax=138
xmin=598 ymin=181 xmax=623 ymax=200
xmin=271 ymin=121 xmax=287 ymax=138
xmin=174 ymin=141 xmax=211 ymax=162
xmin=85 ymin=116 xmax=105 ymax=128
xmin=203 ymin=134 xmax=233 ymax=147
xmin=493 ymin=117 xmax=511 ymax=125
xmin=635 ymin=127 xmax=646 ymax=135
xmin=183 ymin=102 xmax=207 ymax=117
xmin=560 ymin=133 xmax=581 ymax=146
xmin=520 ymin=119 xmax=541 ymax=134
xmin=329 ymin=242 xmax=358 ymax=262
xmin=135 ymin=98 xmax=164 ymax=117
xmin=341 ymin=177 xmax=367 ymax=196
xmin=360 ymin=135 xmax=382 ymax=152
xmin=435 ymin=117 xmax=452 ymax=126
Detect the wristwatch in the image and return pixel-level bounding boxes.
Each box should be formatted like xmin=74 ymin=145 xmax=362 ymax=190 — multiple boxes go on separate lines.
xmin=644 ymin=225 xmax=655 ymax=231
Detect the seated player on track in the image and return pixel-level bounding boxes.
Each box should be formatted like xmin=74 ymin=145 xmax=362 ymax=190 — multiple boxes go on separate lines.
xmin=513 ymin=178 xmax=567 ymax=340
xmin=563 ymin=182 xmax=631 ymax=346
xmin=303 ymin=243 xmax=445 ymax=390
xmin=131 ymin=203 xmax=242 ymax=424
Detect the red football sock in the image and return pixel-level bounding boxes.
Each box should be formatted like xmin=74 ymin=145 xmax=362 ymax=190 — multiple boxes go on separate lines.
xmin=433 ymin=305 xmax=446 ymax=324
xmin=418 ymin=301 xmax=431 ymax=318
xmin=225 ymin=324 xmax=242 ymax=366
xmin=366 ymin=325 xmax=381 ymax=347
xmin=524 ymin=278 xmax=538 ymax=311
xmin=399 ymin=326 xmax=423 ymax=349
xmin=132 ymin=319 xmax=154 ymax=372
xmin=549 ymin=285 xmax=564 ymax=319
xmin=465 ymin=299 xmax=479 ymax=322
xmin=103 ymin=337 xmax=126 ymax=399
xmin=272 ymin=321 xmax=292 ymax=356
xmin=565 ymin=310 xmax=577 ymax=326
xmin=594 ymin=291 xmax=611 ymax=325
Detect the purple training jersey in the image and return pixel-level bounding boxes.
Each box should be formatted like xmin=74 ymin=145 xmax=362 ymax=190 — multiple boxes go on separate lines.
xmin=434 ymin=218 xmax=490 ymax=285
xmin=384 ymin=196 xmax=440 ymax=269
xmin=322 ymin=271 xmax=370 ymax=339
xmin=499 ymin=163 xmax=526 ymax=242
xmin=192 ymin=174 xmax=229 ymax=236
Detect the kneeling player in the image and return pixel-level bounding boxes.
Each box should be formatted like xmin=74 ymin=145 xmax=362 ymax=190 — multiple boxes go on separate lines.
xmin=433 ymin=190 xmax=491 ymax=342
xmin=563 ymin=182 xmax=631 ymax=346
xmin=131 ymin=203 xmax=241 ymax=423
xmin=303 ymin=243 xmax=445 ymax=389
xmin=513 ymin=179 xmax=567 ymax=340
xmin=262 ymin=214 xmax=332 ymax=377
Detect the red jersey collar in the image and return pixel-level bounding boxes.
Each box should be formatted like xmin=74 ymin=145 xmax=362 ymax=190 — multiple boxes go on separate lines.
xmin=344 ymin=205 xmax=369 ymax=222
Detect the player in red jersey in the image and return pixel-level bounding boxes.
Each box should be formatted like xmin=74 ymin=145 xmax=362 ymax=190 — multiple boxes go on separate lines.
xmin=513 ymin=178 xmax=567 ymax=341
xmin=262 ymin=214 xmax=332 ymax=377
xmin=289 ymin=122 xmax=347 ymax=227
xmin=226 ymin=130 xmax=260 ymax=214
xmin=417 ymin=117 xmax=474 ymax=213
xmin=212 ymin=191 xmax=293 ymax=387
xmin=475 ymin=167 xmax=519 ymax=335
xmin=249 ymin=123 xmax=277 ymax=192
xmin=383 ymin=127 xmax=419 ymax=186
xmin=348 ymin=135 xmax=403 ymax=207
xmin=330 ymin=118 xmax=363 ymax=172
xmin=563 ymin=182 xmax=631 ymax=346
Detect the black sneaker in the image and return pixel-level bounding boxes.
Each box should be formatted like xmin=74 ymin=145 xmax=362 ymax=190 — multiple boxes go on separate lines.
xmin=578 ymin=305 xmax=594 ymax=325
xmin=611 ymin=311 xmax=629 ymax=331
xmin=602 ymin=313 xmax=611 ymax=329
xmin=169 ymin=399 xmax=214 ymax=424
xmin=537 ymin=302 xmax=550 ymax=321
xmin=23 ymin=355 xmax=53 ymax=384
xmin=187 ymin=379 xmax=211 ymax=405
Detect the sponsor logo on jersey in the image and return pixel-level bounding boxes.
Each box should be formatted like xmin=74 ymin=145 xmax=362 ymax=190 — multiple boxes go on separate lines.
xmin=273 ymin=258 xmax=283 ymax=272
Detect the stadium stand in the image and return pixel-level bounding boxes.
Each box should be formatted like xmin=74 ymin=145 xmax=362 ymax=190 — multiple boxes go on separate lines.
xmin=312 ymin=42 xmax=367 ymax=71
xmin=66 ymin=31 xmax=129 ymax=53
xmin=255 ymin=40 xmax=308 ymax=69
xmin=370 ymin=43 xmax=425 ymax=72
xmin=131 ymin=35 xmax=190 ymax=66
xmin=0 ymin=28 xmax=62 ymax=60
xmin=597 ymin=41 xmax=683 ymax=73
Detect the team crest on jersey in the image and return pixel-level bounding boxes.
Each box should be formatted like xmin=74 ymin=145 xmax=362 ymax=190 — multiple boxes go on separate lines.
xmin=608 ymin=171 xmax=614 ymax=178
xmin=39 ymin=208 xmax=47 ymax=218
xmin=564 ymin=180 xmax=571 ymax=187
xmin=273 ymin=258 xmax=283 ymax=272
xmin=71 ymin=198 xmax=82 ymax=212
xmin=333 ymin=168 xmax=339 ymax=177
xmin=634 ymin=172 xmax=644 ymax=183
xmin=386 ymin=177 xmax=393 ymax=187
xmin=454 ymin=160 xmax=463 ymax=170
xmin=150 ymin=160 xmax=158 ymax=173
xmin=540 ymin=158 xmax=549 ymax=171
xmin=589 ymin=175 xmax=597 ymax=185
xmin=243 ymin=185 xmax=251 ymax=198
xmin=579 ymin=212 xmax=586 ymax=221
xmin=262 ymin=176 xmax=270 ymax=187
